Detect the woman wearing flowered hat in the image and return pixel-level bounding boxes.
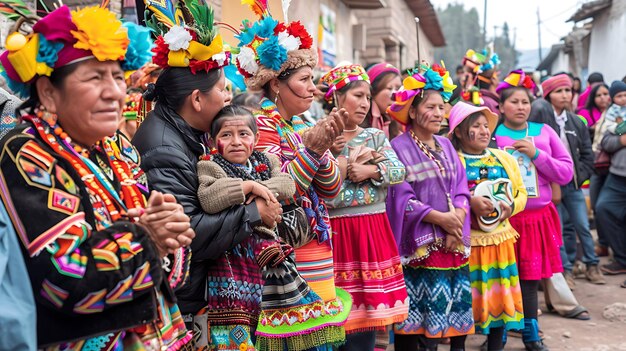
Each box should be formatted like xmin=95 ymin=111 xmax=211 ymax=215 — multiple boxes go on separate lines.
xmin=448 ymin=102 xmax=526 ymax=351
xmin=494 ymin=70 xmax=574 ymax=351
xmin=232 ymin=1 xmax=351 ymax=350
xmin=385 ymin=62 xmax=474 ymax=351
xmin=132 ymin=1 xmax=285 ymax=350
xmin=0 ymin=4 xmax=195 ymax=349
xmin=317 ymin=64 xmax=408 ymax=350
xmin=461 ymin=46 xmax=501 ymax=114
xmin=365 ymin=62 xmax=403 ymax=140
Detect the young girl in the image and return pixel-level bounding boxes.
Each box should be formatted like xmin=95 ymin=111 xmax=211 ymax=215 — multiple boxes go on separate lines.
xmin=448 ymin=102 xmax=526 ymax=351
xmin=196 ymin=105 xmax=349 ymax=351
xmin=321 ymin=64 xmax=409 ymax=351
xmin=494 ymin=71 xmax=573 ymax=351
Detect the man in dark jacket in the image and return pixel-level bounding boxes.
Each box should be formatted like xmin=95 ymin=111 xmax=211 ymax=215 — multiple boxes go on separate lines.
xmin=531 ymin=78 xmax=603 ymax=287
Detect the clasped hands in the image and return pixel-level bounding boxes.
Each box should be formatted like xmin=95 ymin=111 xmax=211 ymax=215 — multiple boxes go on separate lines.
xmin=127 ymin=191 xmax=195 ymax=257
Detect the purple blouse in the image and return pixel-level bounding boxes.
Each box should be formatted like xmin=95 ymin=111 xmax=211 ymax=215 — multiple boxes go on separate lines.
xmin=386 ymin=133 xmax=471 ymax=264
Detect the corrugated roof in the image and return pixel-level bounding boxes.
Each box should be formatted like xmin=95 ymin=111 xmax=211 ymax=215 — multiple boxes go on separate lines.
xmin=568 ymin=0 xmax=611 ymax=22
xmin=536 ymin=43 xmax=564 ymax=71
xmin=341 ymin=0 xmax=386 ymax=10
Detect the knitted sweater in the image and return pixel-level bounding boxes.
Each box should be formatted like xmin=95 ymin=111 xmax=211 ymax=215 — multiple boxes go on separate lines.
xmin=197 ymin=152 xmax=296 ymax=214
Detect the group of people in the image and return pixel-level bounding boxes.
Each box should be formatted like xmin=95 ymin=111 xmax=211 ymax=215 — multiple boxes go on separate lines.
xmin=0 ymin=2 xmax=623 ymax=351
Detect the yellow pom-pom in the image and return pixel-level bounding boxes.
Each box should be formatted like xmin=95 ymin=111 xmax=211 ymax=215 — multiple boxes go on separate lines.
xmin=5 ymin=33 xmax=28 ymax=51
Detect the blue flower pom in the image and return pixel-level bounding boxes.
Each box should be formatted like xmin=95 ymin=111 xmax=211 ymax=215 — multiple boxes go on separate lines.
xmin=36 ymin=34 xmax=63 ymax=68
xmin=236 ymin=17 xmax=279 ymax=47
xmin=121 ymin=22 xmax=153 ymax=71
xmin=256 ymin=17 xmax=278 ymax=39
xmin=257 ymin=35 xmax=287 ymax=71
xmin=423 ymin=68 xmax=444 ymax=91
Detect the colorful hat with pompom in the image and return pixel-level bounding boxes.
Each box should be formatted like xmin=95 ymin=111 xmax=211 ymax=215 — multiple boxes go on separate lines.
xmin=0 ymin=5 xmax=153 ymax=98
xmin=144 ymin=0 xmax=229 ymax=74
xmin=462 ymin=44 xmax=500 ymax=76
xmin=319 ymin=64 xmax=369 ymax=102
xmin=386 ymin=61 xmax=457 ymax=125
xmin=496 ymin=69 xmax=537 ymax=95
xmin=234 ymin=0 xmax=317 ymax=90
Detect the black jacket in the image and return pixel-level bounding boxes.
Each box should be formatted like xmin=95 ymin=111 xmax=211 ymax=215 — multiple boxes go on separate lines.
xmin=132 ymin=104 xmax=261 ymax=314
xmin=530 ymin=99 xmax=594 ymax=188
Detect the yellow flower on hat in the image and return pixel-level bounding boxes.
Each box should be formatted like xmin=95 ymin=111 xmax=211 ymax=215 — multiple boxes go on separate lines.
xmin=70 ymin=7 xmax=129 ymax=61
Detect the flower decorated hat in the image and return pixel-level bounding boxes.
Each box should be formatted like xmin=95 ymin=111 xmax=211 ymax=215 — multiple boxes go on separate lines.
xmin=319 ymin=64 xmax=369 ymax=102
xmin=462 ymin=44 xmax=501 ymax=78
xmin=144 ymin=0 xmax=228 ymax=73
xmin=495 ymin=69 xmax=537 ymax=94
xmin=0 ymin=4 xmax=153 ymax=97
xmin=386 ymin=61 xmax=456 ymax=125
xmin=234 ymin=0 xmax=317 ymax=90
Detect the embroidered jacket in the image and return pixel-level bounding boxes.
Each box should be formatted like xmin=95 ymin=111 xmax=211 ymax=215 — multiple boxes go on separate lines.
xmin=0 ymin=123 xmax=188 ymax=347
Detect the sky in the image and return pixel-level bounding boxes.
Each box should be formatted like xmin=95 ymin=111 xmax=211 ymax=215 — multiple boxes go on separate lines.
xmin=431 ymin=0 xmax=586 ymax=51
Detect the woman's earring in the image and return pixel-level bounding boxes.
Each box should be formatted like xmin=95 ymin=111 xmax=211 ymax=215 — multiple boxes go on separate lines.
xmin=37 ymin=106 xmax=57 ymax=126
xmin=274 ymin=90 xmax=280 ymax=105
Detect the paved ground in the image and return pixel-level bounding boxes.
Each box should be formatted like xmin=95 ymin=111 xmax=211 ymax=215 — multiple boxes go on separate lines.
xmin=464 ymin=256 xmax=626 ymax=351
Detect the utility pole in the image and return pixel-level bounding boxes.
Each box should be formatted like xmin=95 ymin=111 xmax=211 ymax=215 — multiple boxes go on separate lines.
xmin=493 ymin=25 xmax=498 ymax=52
xmin=537 ymin=7 xmax=543 ymax=62
xmin=483 ymin=0 xmax=488 ymax=47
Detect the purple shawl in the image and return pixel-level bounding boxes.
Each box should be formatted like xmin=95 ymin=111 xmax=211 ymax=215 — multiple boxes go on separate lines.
xmin=386 ymin=133 xmax=471 ymax=261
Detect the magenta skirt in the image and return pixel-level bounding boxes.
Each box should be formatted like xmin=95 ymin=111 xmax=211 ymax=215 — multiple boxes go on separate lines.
xmin=509 ymin=203 xmax=563 ymax=280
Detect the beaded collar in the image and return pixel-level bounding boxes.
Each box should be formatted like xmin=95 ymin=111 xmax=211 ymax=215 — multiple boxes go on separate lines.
xmin=26 ymin=113 xmax=146 ymax=223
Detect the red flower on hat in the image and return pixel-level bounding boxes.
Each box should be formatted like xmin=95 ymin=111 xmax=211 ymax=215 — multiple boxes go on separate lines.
xmin=189 ymin=59 xmax=219 ymax=74
xmin=273 ymin=22 xmax=287 ymax=35
xmin=288 ymin=21 xmax=312 ymax=49
xmin=152 ymin=36 xmax=170 ymax=68
xmin=522 ymin=75 xmax=534 ymax=89
xmin=461 ymin=91 xmax=471 ymax=101
xmin=431 ymin=64 xmax=446 ymax=77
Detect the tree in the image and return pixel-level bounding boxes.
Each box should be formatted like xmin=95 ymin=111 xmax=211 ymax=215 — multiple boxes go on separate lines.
xmin=434 ymin=4 xmax=482 ymax=70
xmin=434 ymin=4 xmax=519 ymax=77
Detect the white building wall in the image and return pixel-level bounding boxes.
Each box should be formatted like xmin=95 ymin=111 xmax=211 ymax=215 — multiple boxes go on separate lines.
xmin=588 ymin=1 xmax=626 ymax=82
xmin=550 ymin=51 xmax=570 ymax=75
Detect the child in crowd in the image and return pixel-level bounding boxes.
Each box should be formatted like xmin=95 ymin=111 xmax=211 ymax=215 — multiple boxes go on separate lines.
xmin=603 ymin=80 xmax=626 ymax=135
xmin=449 ymin=102 xmax=527 ymax=351
xmin=196 ymin=105 xmax=348 ymax=351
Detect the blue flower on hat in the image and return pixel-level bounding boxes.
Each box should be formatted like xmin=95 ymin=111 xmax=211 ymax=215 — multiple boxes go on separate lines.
xmin=257 ymin=35 xmax=287 ymax=71
xmin=121 ymin=22 xmax=153 ymax=71
xmin=36 ymin=34 xmax=63 ymax=68
xmin=236 ymin=17 xmax=278 ymax=46
xmin=423 ymin=68 xmax=443 ymax=91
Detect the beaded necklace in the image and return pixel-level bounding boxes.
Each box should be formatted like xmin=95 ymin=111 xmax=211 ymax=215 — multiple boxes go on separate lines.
xmin=27 ymin=115 xmax=145 ymax=221
xmin=409 ymin=129 xmax=455 ymax=212
xmin=100 ymin=137 xmax=146 ymax=210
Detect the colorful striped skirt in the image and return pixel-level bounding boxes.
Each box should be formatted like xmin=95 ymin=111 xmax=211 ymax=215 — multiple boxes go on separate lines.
xmin=394 ymin=261 xmax=474 ymax=338
xmin=469 ymin=238 xmax=524 ymax=334
xmin=509 ymin=203 xmax=563 ymax=280
xmin=330 ymin=212 xmax=409 ymax=333
xmin=291 ymin=240 xmax=351 ymax=347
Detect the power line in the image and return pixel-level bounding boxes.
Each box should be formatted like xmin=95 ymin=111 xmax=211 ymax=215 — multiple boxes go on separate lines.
xmin=539 ymin=4 xmax=578 ymax=23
